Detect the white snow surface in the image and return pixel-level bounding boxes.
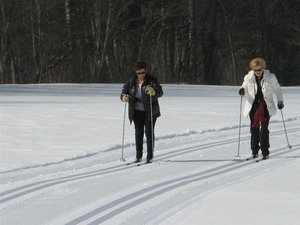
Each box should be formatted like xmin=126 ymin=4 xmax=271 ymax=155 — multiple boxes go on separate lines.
xmin=0 ymin=84 xmax=299 ymax=225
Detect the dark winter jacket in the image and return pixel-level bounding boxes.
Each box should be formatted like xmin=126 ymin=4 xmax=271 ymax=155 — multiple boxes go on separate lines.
xmin=120 ymin=73 xmax=163 ymax=124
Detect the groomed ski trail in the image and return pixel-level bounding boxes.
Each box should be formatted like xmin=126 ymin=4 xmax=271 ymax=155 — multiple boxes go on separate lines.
xmin=1 ymin=121 xmax=299 ymax=225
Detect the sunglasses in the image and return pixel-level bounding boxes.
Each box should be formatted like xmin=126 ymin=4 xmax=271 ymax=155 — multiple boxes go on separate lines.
xmin=136 ymin=72 xmax=146 ymax=75
xmin=253 ymin=69 xmax=263 ymax=72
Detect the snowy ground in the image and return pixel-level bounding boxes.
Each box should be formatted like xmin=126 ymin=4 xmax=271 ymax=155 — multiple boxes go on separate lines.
xmin=0 ymin=84 xmax=299 ymax=225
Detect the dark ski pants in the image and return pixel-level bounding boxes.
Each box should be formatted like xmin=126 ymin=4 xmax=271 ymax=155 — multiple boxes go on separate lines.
xmin=133 ymin=110 xmax=156 ymax=160
xmin=249 ymin=107 xmax=270 ymax=157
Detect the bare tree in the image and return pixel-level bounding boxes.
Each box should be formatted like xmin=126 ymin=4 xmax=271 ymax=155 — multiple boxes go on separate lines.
xmin=1 ymin=0 xmax=299 ymax=85
xmin=0 ymin=0 xmax=6 ymax=83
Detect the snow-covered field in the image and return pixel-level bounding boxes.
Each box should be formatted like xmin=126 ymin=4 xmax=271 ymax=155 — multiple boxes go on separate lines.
xmin=1 ymin=84 xmax=299 ymax=225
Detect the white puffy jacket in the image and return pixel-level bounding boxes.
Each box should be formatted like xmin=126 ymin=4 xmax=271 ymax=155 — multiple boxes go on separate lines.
xmin=241 ymin=70 xmax=283 ymax=118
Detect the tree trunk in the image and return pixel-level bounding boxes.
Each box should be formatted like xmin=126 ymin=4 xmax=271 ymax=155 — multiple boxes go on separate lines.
xmin=97 ymin=0 xmax=112 ymax=82
xmin=218 ymin=0 xmax=237 ymax=85
xmin=65 ymin=0 xmax=71 ymax=30
xmin=10 ymin=57 xmax=15 ymax=83
xmin=0 ymin=0 xmax=6 ymax=83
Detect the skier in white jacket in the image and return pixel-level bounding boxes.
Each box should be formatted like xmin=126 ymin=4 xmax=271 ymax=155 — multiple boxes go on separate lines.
xmin=239 ymin=58 xmax=284 ymax=160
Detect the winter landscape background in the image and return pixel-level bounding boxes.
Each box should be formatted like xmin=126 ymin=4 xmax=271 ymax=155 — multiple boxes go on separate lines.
xmin=1 ymin=84 xmax=299 ymax=225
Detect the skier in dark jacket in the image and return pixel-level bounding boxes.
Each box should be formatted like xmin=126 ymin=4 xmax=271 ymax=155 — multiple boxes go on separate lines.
xmin=120 ymin=61 xmax=163 ymax=163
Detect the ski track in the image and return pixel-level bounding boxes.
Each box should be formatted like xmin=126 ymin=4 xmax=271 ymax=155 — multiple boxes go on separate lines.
xmin=2 ymin=116 xmax=299 ymax=175
xmin=1 ymin=123 xmax=299 ymax=225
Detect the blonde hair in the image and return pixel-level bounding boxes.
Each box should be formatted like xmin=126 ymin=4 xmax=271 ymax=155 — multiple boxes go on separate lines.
xmin=249 ymin=58 xmax=266 ymax=69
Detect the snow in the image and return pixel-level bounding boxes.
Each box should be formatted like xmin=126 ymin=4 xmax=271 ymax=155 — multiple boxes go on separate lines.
xmin=0 ymin=84 xmax=299 ymax=225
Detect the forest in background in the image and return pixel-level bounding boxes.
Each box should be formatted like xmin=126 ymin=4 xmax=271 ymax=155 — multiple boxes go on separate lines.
xmin=1 ymin=0 xmax=299 ymax=85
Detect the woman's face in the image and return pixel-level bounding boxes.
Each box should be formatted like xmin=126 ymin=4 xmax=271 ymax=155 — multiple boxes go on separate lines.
xmin=136 ymin=69 xmax=146 ymax=82
xmin=252 ymin=66 xmax=264 ymax=78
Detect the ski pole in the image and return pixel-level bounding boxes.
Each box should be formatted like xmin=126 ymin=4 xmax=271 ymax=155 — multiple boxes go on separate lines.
xmin=150 ymin=94 xmax=154 ymax=158
xmin=120 ymin=102 xmax=127 ymax=161
xmin=280 ymin=109 xmax=292 ymax=149
xmin=236 ymin=96 xmax=243 ymax=157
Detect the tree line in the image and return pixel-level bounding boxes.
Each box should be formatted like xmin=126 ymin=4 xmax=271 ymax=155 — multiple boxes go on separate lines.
xmin=1 ymin=0 xmax=299 ymax=85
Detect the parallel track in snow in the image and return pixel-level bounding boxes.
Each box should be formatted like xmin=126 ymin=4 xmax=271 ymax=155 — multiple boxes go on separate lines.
xmin=1 ymin=125 xmax=299 ymax=225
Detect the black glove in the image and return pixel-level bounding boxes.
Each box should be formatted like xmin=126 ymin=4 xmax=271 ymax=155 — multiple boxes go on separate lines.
xmin=277 ymin=101 xmax=284 ymax=110
xmin=238 ymin=88 xmax=245 ymax=96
